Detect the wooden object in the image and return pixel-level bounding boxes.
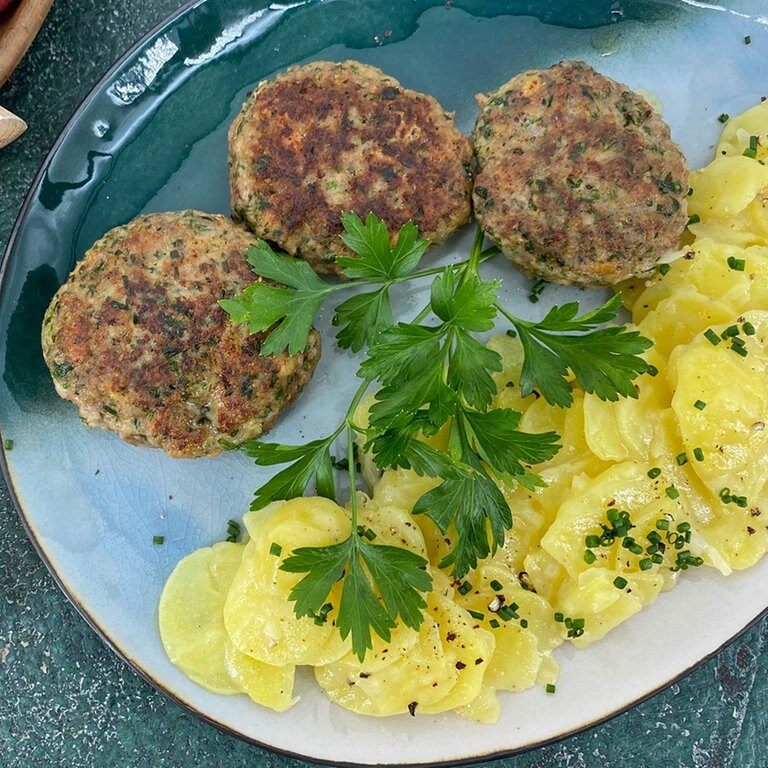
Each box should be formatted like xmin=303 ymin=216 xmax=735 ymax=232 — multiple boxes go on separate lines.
xmin=0 ymin=104 xmax=26 ymax=147
xmin=0 ymin=0 xmax=55 ymax=87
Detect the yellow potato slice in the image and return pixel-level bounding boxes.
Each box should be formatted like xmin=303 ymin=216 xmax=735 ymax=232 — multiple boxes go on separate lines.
xmin=223 ymin=642 xmax=296 ymax=712
xmin=541 ymin=462 xmax=665 ymax=578
xmin=669 ymin=311 xmax=768 ymax=501
xmin=159 ymin=541 xmax=296 ymax=710
xmin=556 ymin=566 xmax=667 ymax=647
xmin=669 ymin=312 xmax=768 ymax=568
xmin=314 ymin=576 xmax=494 ymax=717
xmin=629 ymin=239 xmax=757 ymax=322
xmin=455 ymin=684 xmax=501 ymax=724
xmin=716 ymin=101 xmax=768 ymax=159
xmin=688 ymin=155 xmax=768 ymax=220
xmin=224 ymin=498 xmax=351 ymax=666
xmin=638 ymin=291 xmax=738 ymax=361
xmin=159 ymin=542 xmax=246 ymax=694
xmin=583 ymin=348 xmax=674 ymax=463
xmin=488 ymin=333 xmax=540 ymax=414
xmin=455 ymin=564 xmax=561 ymax=694
xmin=523 ymin=546 xmax=568 ymax=605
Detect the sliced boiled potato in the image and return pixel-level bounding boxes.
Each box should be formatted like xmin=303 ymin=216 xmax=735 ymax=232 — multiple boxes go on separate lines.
xmin=669 ymin=311 xmax=768 ymax=501
xmin=489 ymin=333 xmax=540 ymax=414
xmin=315 ymin=575 xmax=494 ymax=717
xmin=223 ymin=642 xmax=296 ymax=712
xmin=224 ymin=498 xmax=351 ymax=666
xmin=454 ymin=684 xmax=501 ymax=724
xmin=583 ymin=348 xmax=674 ymax=463
xmin=637 ymin=290 xmax=738 ymax=360
xmin=159 ymin=541 xmax=246 ymax=694
xmin=159 ymin=541 xmax=296 ymax=710
xmin=688 ymin=155 xmax=768 ymax=220
xmin=628 ymin=239 xmax=756 ymax=322
xmin=455 ymin=563 xmax=561 ymax=693
xmin=716 ymin=102 xmax=768 ymax=158
xmin=541 ymin=462 xmax=667 ymax=577
xmin=523 ymin=546 xmax=568 ymax=605
xmin=556 ymin=567 xmax=667 ymax=647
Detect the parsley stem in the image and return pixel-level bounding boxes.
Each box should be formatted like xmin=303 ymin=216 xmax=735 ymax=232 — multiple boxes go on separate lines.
xmin=465 ymin=225 xmax=487 ymax=279
xmin=494 ymin=301 xmax=522 ymax=327
xmin=346 ymin=423 xmax=360 ymax=528
xmin=343 ymin=245 xmax=500 ymax=290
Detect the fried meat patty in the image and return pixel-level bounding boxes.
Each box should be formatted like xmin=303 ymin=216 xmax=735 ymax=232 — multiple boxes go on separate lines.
xmin=472 ymin=60 xmax=689 ymax=286
xmin=41 ymin=211 xmax=320 ymax=458
xmin=229 ymin=60 xmax=473 ymax=277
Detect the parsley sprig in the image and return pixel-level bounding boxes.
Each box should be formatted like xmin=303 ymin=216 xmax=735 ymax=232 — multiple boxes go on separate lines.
xmin=279 ymin=426 xmax=432 ymax=661
xmin=225 ymin=213 xmax=654 ymax=659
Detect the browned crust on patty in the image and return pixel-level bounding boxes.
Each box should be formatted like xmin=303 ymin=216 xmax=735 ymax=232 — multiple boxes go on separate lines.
xmin=41 ymin=210 xmax=320 ymax=458
xmin=228 ymin=60 xmax=473 ymax=276
xmin=472 ymin=60 xmax=689 ymax=286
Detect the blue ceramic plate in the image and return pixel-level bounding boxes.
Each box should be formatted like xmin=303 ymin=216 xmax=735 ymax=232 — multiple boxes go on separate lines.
xmin=2 ymin=1 xmax=768 ymax=764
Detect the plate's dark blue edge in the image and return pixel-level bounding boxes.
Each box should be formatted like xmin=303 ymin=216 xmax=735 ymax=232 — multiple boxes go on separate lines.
xmin=0 ymin=0 xmax=766 ymax=766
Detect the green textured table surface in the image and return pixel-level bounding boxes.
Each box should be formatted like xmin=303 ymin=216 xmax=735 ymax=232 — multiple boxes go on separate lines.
xmin=1 ymin=2 xmax=767 ymax=766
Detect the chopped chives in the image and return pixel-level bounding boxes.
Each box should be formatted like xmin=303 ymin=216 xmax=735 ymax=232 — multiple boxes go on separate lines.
xmin=554 ymin=612 xmax=564 ymax=622
xmin=743 ymin=147 xmax=758 ymax=159
xmin=743 ymin=321 xmax=757 ymax=335
xmin=528 ymin=279 xmax=548 ymax=303
xmin=498 ymin=606 xmax=518 ymax=621
xmin=520 ymin=619 xmax=529 ymax=629
xmin=718 ymin=113 xmax=730 ymax=123
xmin=745 ymin=35 xmax=752 ymax=44
xmin=226 ymin=519 xmax=241 ymax=543
xmin=731 ymin=342 xmax=749 ymax=357
xmin=665 ymin=485 xmax=680 ymax=500
xmin=458 ymin=581 xmax=473 ymax=595
xmin=676 ymin=452 xmax=688 ymax=466
xmin=658 ymin=263 xmax=672 ymax=275
xmin=546 ymin=683 xmax=557 ymax=694
xmin=651 ymin=553 xmax=664 ymax=564
xmin=639 ymin=558 xmax=653 ymax=571
xmin=687 ymin=213 xmax=701 ymax=226
xmin=362 ymin=527 xmax=377 ymax=541
xmin=4 ymin=438 xmax=13 ymax=451
xmin=468 ymin=609 xmax=485 ymax=621
xmin=656 ymin=519 xmax=670 ymax=531
xmin=727 ymin=255 xmax=746 ymax=271
xmin=584 ymin=549 xmax=597 ymax=565
xmin=750 ymin=134 xmax=759 ymax=149
xmin=694 ymin=400 xmax=707 ymax=410
xmin=693 ymin=447 xmax=705 ymax=462
xmin=489 ymin=579 xmax=504 ymax=592
xmin=703 ymin=328 xmax=721 ymax=345
xmin=677 ymin=522 xmax=691 ymax=533
xmin=613 ymin=576 xmax=628 ymax=589
xmin=489 ymin=618 xmax=500 ymax=629
xmin=269 ymin=542 xmax=283 ymax=557
xmin=152 ymin=535 xmax=165 ymax=545
xmin=721 ymin=324 xmax=740 ymax=339
xmin=647 ymin=467 xmax=662 ymax=479
xmin=585 ymin=534 xmax=601 ymax=548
